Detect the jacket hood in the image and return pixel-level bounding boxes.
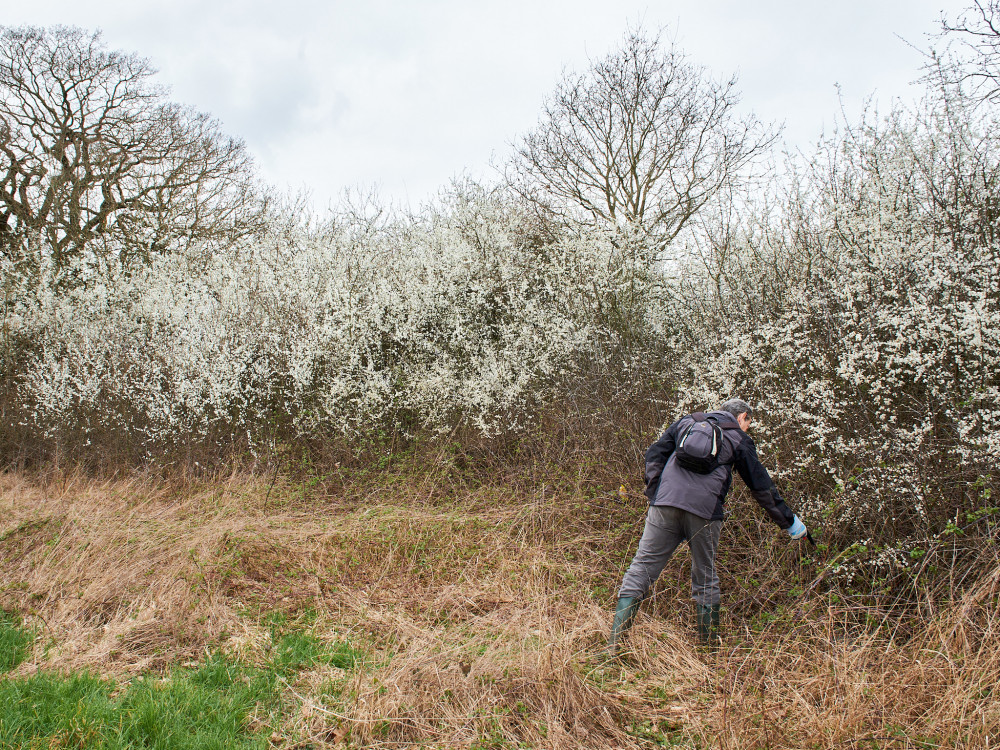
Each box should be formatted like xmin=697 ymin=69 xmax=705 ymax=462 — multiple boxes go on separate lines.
xmin=706 ymin=410 xmax=740 ymax=426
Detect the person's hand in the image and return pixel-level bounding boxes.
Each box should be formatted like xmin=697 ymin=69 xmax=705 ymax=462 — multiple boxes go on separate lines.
xmin=787 ymin=515 xmax=807 ymax=540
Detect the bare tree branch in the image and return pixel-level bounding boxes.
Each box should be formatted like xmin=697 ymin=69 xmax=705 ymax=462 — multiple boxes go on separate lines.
xmin=0 ymin=25 xmax=267 ymax=287
xmin=931 ymin=1 xmax=1000 ymax=103
xmin=507 ymin=29 xmax=776 ymax=251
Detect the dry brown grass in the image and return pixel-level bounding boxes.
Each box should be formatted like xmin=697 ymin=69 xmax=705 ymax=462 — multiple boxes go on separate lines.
xmin=1 ymin=466 xmax=998 ymax=749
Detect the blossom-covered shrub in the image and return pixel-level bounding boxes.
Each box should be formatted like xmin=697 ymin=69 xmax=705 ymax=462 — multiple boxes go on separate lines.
xmin=7 ymin=185 xmax=657 ymax=457
xmin=670 ymin=94 xmax=1000 ymax=574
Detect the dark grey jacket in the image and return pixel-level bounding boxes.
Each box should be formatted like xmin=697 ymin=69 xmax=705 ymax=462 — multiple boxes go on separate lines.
xmin=644 ymin=411 xmax=795 ymax=527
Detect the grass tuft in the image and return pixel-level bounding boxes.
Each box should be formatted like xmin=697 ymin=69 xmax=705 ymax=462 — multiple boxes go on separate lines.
xmin=272 ymin=631 xmax=362 ymax=675
xmin=0 ymin=610 xmax=34 ymax=672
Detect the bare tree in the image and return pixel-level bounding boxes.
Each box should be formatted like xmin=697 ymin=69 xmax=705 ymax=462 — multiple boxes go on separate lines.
xmin=508 ymin=29 xmax=775 ymax=249
xmin=0 ymin=25 xmax=265 ymax=286
xmin=930 ymin=1 xmax=1000 ymax=103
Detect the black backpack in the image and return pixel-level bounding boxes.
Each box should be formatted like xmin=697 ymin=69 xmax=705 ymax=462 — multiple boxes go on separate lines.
xmin=675 ymin=412 xmax=740 ymax=474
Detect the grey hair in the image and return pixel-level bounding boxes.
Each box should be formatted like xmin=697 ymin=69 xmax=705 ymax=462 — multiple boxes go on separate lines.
xmin=719 ymin=398 xmax=753 ymax=418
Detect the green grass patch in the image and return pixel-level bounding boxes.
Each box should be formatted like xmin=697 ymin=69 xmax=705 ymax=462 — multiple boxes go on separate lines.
xmin=266 ymin=612 xmax=364 ymax=676
xmin=0 ymin=610 xmax=34 ymax=673
xmin=272 ymin=630 xmax=361 ymax=674
xmin=0 ymin=615 xmax=370 ymax=750
xmin=0 ymin=653 xmax=281 ymax=749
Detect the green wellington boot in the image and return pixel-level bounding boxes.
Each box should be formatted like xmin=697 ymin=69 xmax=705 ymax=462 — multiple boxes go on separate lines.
xmin=607 ymin=596 xmax=642 ymax=658
xmin=695 ymin=603 xmax=721 ymax=647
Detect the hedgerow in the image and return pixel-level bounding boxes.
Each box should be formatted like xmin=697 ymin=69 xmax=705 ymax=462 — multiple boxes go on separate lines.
xmin=2 ymin=43 xmax=998 ymax=598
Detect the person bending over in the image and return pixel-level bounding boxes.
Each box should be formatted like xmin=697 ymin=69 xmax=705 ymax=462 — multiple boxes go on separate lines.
xmin=608 ymin=398 xmax=808 ymax=654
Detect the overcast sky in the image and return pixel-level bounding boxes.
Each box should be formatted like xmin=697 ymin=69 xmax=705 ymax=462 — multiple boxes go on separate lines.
xmin=3 ymin=0 xmax=973 ymax=210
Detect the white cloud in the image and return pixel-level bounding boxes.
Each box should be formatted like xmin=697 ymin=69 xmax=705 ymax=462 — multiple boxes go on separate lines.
xmin=2 ymin=0 xmax=971 ymax=209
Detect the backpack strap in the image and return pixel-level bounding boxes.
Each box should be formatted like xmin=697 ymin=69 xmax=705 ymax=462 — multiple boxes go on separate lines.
xmin=692 ymin=411 xmax=742 ymax=430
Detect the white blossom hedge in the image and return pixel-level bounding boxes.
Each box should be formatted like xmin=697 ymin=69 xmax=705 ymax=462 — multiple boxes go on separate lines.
xmin=3 ymin=185 xmax=656 ymax=455
xmin=2 ymin=92 xmax=998 ymax=573
xmin=667 ymin=94 xmax=1000 ymax=568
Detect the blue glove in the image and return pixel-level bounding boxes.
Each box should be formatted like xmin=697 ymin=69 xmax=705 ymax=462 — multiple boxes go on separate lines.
xmin=787 ymin=516 xmax=807 ymax=540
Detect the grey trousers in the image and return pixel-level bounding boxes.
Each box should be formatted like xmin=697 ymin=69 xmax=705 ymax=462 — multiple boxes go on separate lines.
xmin=618 ymin=505 xmax=722 ymax=606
